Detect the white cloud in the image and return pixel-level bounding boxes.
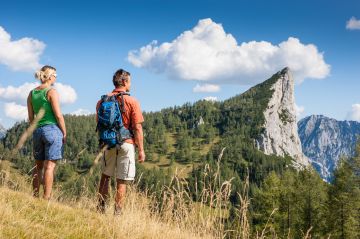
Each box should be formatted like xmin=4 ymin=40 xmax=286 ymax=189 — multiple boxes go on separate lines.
xmin=4 ymin=102 xmax=28 ymax=121
xmin=0 ymin=82 xmax=39 ymax=104
xmin=346 ymin=17 xmax=360 ymax=30
xmin=53 ymin=83 xmax=77 ymax=104
xmin=346 ymin=104 xmax=360 ymax=121
xmin=128 ymin=18 xmax=330 ymax=85
xmin=70 ymin=108 xmax=92 ymax=116
xmin=0 ymin=82 xmax=77 ymax=105
xmin=0 ymin=26 xmax=45 ymax=71
xmin=203 ymin=96 xmax=218 ymax=102
xmin=193 ymin=83 xmax=220 ymax=93
xmin=295 ymin=104 xmax=305 ymax=119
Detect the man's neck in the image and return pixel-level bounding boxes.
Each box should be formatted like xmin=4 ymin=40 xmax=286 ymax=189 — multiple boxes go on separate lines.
xmin=114 ymin=87 xmax=127 ymax=92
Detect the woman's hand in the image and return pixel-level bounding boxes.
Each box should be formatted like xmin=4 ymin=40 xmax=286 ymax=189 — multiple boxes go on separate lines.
xmin=62 ymin=134 xmax=67 ymax=144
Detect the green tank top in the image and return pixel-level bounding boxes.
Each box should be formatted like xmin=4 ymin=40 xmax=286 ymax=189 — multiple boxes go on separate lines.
xmin=31 ymin=88 xmax=58 ymax=127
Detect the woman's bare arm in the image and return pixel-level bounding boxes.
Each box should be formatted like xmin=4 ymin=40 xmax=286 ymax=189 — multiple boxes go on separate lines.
xmin=48 ymin=89 xmax=66 ymax=143
xmin=27 ymin=91 xmax=34 ymax=123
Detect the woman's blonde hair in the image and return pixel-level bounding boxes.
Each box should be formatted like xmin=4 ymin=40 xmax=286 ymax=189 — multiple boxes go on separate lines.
xmin=35 ymin=65 xmax=56 ymax=83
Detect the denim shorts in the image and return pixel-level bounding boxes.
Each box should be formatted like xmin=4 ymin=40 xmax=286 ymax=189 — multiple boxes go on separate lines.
xmin=33 ymin=124 xmax=63 ymax=161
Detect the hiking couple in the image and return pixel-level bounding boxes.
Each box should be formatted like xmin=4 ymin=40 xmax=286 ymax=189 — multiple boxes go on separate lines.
xmin=27 ymin=65 xmax=145 ymax=214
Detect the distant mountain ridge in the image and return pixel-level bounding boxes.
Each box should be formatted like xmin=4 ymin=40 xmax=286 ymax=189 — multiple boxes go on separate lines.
xmin=0 ymin=123 xmax=6 ymax=139
xmin=298 ymin=115 xmax=360 ymax=181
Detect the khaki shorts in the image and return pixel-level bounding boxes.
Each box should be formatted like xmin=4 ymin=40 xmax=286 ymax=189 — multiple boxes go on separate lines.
xmin=101 ymin=143 xmax=136 ymax=181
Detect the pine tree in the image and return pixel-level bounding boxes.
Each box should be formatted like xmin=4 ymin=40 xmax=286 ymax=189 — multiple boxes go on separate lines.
xmin=292 ymin=169 xmax=327 ymax=238
xmin=252 ymin=172 xmax=281 ymax=234
xmin=278 ymin=170 xmax=297 ymax=237
xmin=327 ymin=157 xmax=360 ymax=239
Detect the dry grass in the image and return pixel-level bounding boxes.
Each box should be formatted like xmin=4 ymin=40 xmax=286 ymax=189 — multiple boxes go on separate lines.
xmin=0 ymin=112 xmax=213 ymax=238
xmin=0 ymin=160 xmax=32 ymax=193
xmin=0 ymin=184 xmax=213 ymax=239
xmin=0 ymin=146 xmax=231 ymax=239
xmin=0 ymin=153 xmax=316 ymax=239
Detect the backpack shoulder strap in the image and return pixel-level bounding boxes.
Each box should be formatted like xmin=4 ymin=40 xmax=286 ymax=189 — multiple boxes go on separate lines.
xmin=115 ymin=92 xmax=130 ymax=113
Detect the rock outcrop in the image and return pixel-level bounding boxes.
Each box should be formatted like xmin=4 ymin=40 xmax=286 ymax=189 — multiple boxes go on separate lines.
xmin=298 ymin=115 xmax=360 ymax=181
xmin=0 ymin=123 xmax=5 ymax=139
xmin=256 ymin=68 xmax=309 ymax=167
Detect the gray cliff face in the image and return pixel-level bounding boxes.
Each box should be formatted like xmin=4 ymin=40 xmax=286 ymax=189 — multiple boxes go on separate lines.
xmin=256 ymin=68 xmax=309 ymax=167
xmin=298 ymin=115 xmax=360 ymax=181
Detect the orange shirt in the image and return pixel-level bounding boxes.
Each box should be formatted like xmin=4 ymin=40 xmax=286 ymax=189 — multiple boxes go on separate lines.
xmin=96 ymin=89 xmax=144 ymax=145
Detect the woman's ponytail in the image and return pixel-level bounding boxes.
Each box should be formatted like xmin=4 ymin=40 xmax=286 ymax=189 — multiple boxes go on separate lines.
xmin=34 ymin=70 xmax=43 ymax=81
xmin=34 ymin=65 xmax=56 ymax=83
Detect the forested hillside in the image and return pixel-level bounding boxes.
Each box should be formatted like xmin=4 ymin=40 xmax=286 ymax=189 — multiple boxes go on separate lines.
xmin=1 ymin=70 xmax=360 ymax=238
xmin=2 ymin=71 xmax=289 ymax=198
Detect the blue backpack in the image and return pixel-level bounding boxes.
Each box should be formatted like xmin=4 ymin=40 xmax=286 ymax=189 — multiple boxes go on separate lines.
xmin=96 ymin=92 xmax=133 ymax=148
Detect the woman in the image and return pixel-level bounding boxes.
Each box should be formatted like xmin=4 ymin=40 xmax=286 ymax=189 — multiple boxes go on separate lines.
xmin=27 ymin=65 xmax=66 ymax=200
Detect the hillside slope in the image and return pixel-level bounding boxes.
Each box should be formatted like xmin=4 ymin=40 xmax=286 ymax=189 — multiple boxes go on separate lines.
xmin=0 ymin=186 xmax=211 ymax=239
xmin=2 ymin=68 xmax=300 ymax=199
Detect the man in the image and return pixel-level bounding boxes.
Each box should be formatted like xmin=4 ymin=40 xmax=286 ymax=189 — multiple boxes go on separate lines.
xmin=96 ymin=69 xmax=145 ymax=214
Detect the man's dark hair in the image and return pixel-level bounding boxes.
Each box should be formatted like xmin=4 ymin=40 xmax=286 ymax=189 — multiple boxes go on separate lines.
xmin=113 ymin=69 xmax=131 ymax=87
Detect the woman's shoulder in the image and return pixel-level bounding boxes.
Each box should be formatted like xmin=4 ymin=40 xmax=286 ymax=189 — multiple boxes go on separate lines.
xmin=47 ymin=87 xmax=57 ymax=94
xmin=46 ymin=87 xmax=59 ymax=100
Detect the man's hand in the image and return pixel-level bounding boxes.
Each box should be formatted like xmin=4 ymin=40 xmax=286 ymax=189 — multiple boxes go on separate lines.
xmin=138 ymin=150 xmax=145 ymax=163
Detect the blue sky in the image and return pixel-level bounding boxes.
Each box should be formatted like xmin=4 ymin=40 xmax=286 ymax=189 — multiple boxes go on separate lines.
xmin=0 ymin=0 xmax=359 ymax=128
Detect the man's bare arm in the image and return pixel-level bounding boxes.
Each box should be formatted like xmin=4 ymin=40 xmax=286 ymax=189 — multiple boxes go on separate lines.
xmin=133 ymin=123 xmax=145 ymax=163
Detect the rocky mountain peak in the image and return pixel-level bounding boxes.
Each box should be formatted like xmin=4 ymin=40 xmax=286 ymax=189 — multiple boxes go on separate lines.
xmin=256 ymin=68 xmax=309 ymax=167
xmin=298 ymin=115 xmax=360 ymax=181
